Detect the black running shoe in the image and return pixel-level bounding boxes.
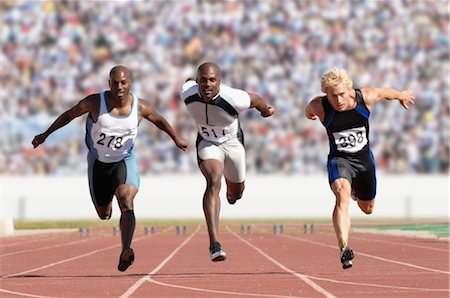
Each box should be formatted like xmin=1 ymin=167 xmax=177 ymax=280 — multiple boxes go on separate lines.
xmin=210 ymin=242 xmax=227 ymax=262
xmin=340 ymin=247 xmax=354 ymax=269
xmin=118 ymin=248 xmax=135 ymax=272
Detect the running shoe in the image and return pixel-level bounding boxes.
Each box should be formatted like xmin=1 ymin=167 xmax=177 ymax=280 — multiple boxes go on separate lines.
xmin=210 ymin=242 xmax=227 ymax=262
xmin=340 ymin=247 xmax=354 ymax=269
xmin=118 ymin=248 xmax=135 ymax=272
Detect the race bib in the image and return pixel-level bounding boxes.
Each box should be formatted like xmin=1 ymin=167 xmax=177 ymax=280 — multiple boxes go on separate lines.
xmin=198 ymin=124 xmax=229 ymax=143
xmin=332 ymin=126 xmax=368 ymax=153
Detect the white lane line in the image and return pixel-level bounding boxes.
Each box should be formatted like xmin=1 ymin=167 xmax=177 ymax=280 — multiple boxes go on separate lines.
xmin=227 ymin=226 xmax=336 ymax=298
xmin=1 ymin=226 xmax=175 ymax=279
xmin=1 ymin=234 xmax=152 ymax=278
xmin=351 ymin=235 xmax=449 ymax=252
xmin=0 ymin=239 xmax=43 ymax=249
xmin=306 ymin=275 xmax=450 ymax=292
xmin=119 ymin=225 xmax=200 ymax=298
xmin=148 ymin=278 xmax=305 ymax=298
xmin=0 ymin=238 xmax=92 ymax=258
xmin=2 ymin=244 xmax=121 ymax=278
xmin=0 ymin=288 xmax=53 ymax=298
xmin=282 ymin=234 xmax=450 ymax=275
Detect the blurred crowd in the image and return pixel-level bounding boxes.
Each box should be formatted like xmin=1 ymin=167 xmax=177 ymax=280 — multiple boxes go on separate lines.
xmin=1 ymin=0 xmax=449 ymax=176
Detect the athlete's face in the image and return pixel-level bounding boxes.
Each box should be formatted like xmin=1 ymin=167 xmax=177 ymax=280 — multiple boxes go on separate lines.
xmin=197 ymin=67 xmax=221 ymax=102
xmin=109 ymin=70 xmax=132 ymax=101
xmin=326 ymin=83 xmax=353 ymax=112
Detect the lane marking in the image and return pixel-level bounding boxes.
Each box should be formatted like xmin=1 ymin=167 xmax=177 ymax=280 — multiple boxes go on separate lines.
xmin=148 ymin=278 xmax=305 ymax=297
xmin=227 ymin=226 xmax=336 ymax=298
xmin=282 ymin=234 xmax=450 ymax=275
xmin=0 ymin=227 xmax=176 ymax=296
xmin=120 ymin=225 xmax=200 ymax=298
xmin=1 ymin=243 xmax=122 ymax=278
xmin=0 ymin=288 xmax=53 ymax=298
xmin=0 ymin=238 xmax=91 ymax=258
xmin=351 ymin=235 xmax=449 ymax=252
xmin=0 ymin=239 xmax=44 ymax=249
xmin=0 ymin=229 xmax=175 ymax=279
xmin=306 ymin=275 xmax=450 ymax=292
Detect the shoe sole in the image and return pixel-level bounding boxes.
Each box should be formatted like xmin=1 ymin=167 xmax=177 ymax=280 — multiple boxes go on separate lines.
xmin=342 ymin=260 xmax=352 ymax=269
xmin=118 ymin=248 xmax=135 ymax=272
xmin=211 ymin=251 xmax=227 ymax=262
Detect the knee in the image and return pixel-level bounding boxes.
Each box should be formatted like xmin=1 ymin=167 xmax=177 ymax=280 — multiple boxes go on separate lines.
xmin=227 ymin=192 xmax=242 ymax=200
xmin=118 ymin=197 xmax=134 ymax=212
xmin=97 ymin=213 xmax=111 ymax=220
xmin=335 ymin=195 xmax=350 ymax=209
xmin=361 ymin=206 xmax=374 ymax=215
xmin=95 ymin=205 xmax=112 ymax=220
xmin=359 ymin=202 xmax=374 ymax=215
xmin=226 ymin=183 xmax=244 ymax=200
xmin=206 ymin=173 xmax=222 ymax=191
xmin=116 ymin=189 xmax=136 ymax=211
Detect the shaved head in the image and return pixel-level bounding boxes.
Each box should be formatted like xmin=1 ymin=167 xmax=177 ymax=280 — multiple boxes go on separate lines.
xmin=196 ymin=62 xmax=222 ymax=102
xmin=108 ymin=65 xmax=133 ymax=101
xmin=110 ymin=65 xmax=132 ymax=81
xmin=197 ymin=62 xmax=221 ymax=79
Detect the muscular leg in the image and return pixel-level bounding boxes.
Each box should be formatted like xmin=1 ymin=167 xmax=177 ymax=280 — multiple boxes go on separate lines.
xmin=225 ymin=179 xmax=245 ymax=204
xmin=116 ymin=184 xmax=138 ymax=250
xmin=199 ymin=159 xmax=223 ymax=246
xmin=331 ymin=178 xmax=352 ymax=249
xmin=94 ymin=203 xmax=113 ymax=220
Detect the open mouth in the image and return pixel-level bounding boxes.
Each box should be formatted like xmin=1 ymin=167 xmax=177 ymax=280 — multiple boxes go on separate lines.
xmin=203 ymin=89 xmax=213 ymax=96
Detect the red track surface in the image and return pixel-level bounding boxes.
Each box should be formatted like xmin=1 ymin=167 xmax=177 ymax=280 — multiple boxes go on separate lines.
xmin=1 ymin=224 xmax=448 ymax=297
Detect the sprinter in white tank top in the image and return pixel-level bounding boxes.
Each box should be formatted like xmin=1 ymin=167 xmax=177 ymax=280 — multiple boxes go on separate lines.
xmin=181 ymin=62 xmax=275 ymax=262
xmin=32 ymin=65 xmax=187 ymax=272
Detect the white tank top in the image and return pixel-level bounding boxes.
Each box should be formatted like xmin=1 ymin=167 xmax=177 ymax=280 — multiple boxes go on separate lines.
xmin=86 ymin=91 xmax=139 ymax=163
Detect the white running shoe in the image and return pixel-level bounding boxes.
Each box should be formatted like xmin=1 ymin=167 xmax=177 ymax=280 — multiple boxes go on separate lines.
xmin=210 ymin=242 xmax=227 ymax=262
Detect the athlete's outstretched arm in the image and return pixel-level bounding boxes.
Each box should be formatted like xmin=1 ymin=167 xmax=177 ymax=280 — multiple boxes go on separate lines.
xmin=305 ymin=96 xmax=325 ymax=122
xmin=32 ymin=96 xmax=96 ymax=148
xmin=249 ymin=93 xmax=275 ymax=117
xmin=362 ymin=87 xmax=415 ymax=110
xmin=139 ymin=100 xmax=188 ymax=151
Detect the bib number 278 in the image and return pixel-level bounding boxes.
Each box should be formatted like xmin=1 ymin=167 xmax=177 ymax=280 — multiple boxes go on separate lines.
xmin=97 ymin=133 xmax=123 ymax=149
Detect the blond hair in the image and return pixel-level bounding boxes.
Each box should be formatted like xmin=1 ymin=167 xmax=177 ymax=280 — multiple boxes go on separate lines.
xmin=320 ymin=67 xmax=353 ymax=93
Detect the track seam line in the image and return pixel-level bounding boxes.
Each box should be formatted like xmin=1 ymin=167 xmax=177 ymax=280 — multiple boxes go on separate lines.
xmin=119 ymin=225 xmax=200 ymax=298
xmin=226 ymin=226 xmax=336 ymax=298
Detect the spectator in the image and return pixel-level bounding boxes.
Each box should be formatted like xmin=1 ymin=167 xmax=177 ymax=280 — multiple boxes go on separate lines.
xmin=1 ymin=1 xmax=448 ymax=175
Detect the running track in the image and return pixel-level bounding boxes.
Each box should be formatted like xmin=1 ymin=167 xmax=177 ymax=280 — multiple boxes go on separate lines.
xmin=0 ymin=224 xmax=448 ymax=297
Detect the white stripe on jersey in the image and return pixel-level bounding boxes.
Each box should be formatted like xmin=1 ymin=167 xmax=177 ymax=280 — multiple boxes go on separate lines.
xmin=181 ymin=82 xmax=250 ymax=143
